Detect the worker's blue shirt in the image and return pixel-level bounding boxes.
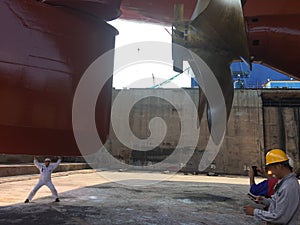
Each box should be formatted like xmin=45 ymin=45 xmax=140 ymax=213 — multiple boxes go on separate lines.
xmin=250 ymin=180 xmax=268 ymax=197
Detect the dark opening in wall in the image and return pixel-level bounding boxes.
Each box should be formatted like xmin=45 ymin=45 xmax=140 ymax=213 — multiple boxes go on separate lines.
xmin=252 ymin=40 xmax=260 ymax=46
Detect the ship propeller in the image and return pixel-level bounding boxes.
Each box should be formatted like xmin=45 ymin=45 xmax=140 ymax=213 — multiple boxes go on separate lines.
xmin=172 ymin=0 xmax=250 ymax=145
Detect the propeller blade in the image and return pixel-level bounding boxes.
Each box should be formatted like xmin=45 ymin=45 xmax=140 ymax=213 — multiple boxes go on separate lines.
xmin=173 ymin=0 xmax=249 ymax=144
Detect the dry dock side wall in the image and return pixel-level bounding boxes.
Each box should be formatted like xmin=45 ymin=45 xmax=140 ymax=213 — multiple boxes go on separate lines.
xmin=262 ymin=90 xmax=300 ymax=173
xmin=108 ymin=89 xmax=300 ymax=175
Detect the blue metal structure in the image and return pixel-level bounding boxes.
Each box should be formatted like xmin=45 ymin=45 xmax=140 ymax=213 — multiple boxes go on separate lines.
xmin=231 ymin=62 xmax=295 ymax=89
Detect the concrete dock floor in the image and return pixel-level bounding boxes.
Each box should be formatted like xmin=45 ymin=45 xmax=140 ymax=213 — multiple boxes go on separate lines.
xmin=0 ymin=170 xmax=297 ymax=225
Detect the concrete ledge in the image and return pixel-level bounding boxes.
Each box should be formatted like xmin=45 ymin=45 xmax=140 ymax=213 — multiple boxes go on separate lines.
xmin=0 ymin=163 xmax=91 ymax=177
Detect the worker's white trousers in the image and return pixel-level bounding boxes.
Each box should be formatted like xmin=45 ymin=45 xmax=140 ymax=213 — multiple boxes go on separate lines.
xmin=27 ymin=179 xmax=58 ymax=200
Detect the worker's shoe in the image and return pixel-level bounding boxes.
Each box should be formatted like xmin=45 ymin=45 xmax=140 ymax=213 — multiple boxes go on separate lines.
xmin=24 ymin=199 xmax=29 ymax=203
xmin=55 ymin=198 xmax=60 ymax=202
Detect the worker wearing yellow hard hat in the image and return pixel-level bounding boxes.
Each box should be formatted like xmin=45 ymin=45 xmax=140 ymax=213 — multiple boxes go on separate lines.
xmin=244 ymin=149 xmax=300 ymax=224
xmin=265 ymin=149 xmax=290 ymax=176
xmin=265 ymin=149 xmax=289 ymax=166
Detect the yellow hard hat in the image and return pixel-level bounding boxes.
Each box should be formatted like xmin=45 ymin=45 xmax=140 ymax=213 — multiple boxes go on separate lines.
xmin=265 ymin=149 xmax=289 ymax=166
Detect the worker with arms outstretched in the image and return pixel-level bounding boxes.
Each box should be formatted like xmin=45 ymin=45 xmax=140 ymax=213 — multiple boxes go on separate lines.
xmin=25 ymin=156 xmax=61 ymax=203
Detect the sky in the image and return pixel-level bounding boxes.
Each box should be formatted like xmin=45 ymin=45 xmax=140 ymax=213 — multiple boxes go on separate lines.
xmin=109 ymin=19 xmax=192 ymax=89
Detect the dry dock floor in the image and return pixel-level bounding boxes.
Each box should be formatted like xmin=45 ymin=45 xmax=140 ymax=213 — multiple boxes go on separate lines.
xmin=0 ymin=170 xmax=299 ymax=225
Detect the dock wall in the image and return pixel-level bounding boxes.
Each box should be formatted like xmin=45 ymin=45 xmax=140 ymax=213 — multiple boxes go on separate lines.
xmin=108 ymin=89 xmax=300 ymax=175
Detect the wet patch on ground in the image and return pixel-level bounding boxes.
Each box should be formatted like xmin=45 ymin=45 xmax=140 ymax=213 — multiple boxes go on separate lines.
xmin=175 ymin=193 xmax=234 ymax=203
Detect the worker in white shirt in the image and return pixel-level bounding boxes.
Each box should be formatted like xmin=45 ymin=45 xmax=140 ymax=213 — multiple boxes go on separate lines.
xmin=24 ymin=156 xmax=61 ymax=203
xmin=244 ymin=149 xmax=300 ymax=225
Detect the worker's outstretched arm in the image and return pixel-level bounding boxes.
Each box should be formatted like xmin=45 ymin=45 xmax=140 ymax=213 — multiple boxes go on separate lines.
xmin=33 ymin=156 xmax=42 ymax=170
xmin=52 ymin=156 xmax=62 ymax=170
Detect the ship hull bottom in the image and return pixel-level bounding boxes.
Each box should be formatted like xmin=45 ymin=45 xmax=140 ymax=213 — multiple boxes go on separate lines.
xmin=0 ymin=125 xmax=79 ymax=156
xmin=0 ymin=0 xmax=117 ymax=156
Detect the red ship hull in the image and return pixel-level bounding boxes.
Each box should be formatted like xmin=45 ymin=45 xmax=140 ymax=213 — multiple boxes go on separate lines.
xmin=0 ymin=0 xmax=118 ymax=156
xmin=121 ymin=0 xmax=197 ymax=24
xmin=244 ymin=0 xmax=300 ymax=78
